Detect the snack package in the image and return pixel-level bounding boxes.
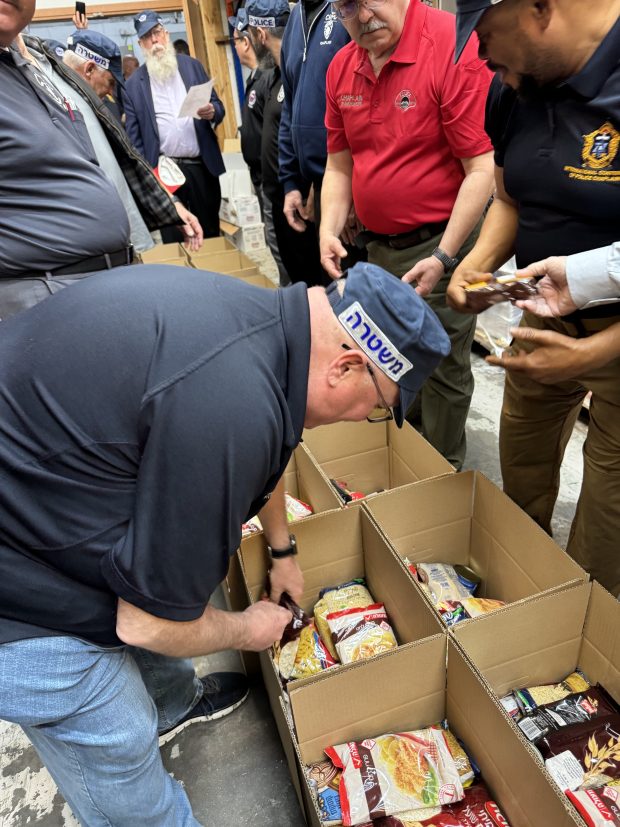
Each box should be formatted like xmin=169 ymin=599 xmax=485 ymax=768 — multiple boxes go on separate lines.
xmin=325 ymin=730 xmax=464 ymax=825
xmin=514 ymin=670 xmax=590 ymax=716
xmin=290 ymin=622 xmax=336 ymax=679
xmin=567 ymin=786 xmax=620 ymax=826
xmin=542 ymin=715 xmax=620 ymax=791
xmin=330 ymin=478 xmax=367 ymax=504
xmin=326 ymin=603 xmax=398 ymax=665
xmin=431 ymin=724 xmax=475 ymax=788
xmin=285 ymin=492 xmax=313 ymax=522
xmin=517 ymin=686 xmax=618 ymax=744
xmin=499 ymin=694 xmax=521 ymax=721
xmin=306 ymin=760 xmax=345 ymax=826
xmin=418 ymin=782 xmax=511 ymax=826
xmin=314 ymin=580 xmax=374 ymax=660
xmin=464 ymin=275 xmax=537 ymax=313
xmin=462 ymin=598 xmax=506 ymax=618
xmin=416 ymin=564 xmax=475 ymax=606
xmin=437 ymin=601 xmax=468 ymax=627
xmin=241 ymin=515 xmax=262 ymax=537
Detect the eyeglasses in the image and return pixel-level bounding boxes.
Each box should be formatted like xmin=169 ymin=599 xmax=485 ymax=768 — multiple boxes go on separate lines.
xmin=342 ymin=344 xmax=394 ymax=424
xmin=331 ymin=0 xmax=386 ymax=21
xmin=141 ymin=25 xmax=165 ymax=43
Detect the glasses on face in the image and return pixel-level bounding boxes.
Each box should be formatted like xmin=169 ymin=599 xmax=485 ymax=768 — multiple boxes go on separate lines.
xmin=331 ymin=0 xmax=386 ymax=21
xmin=141 ymin=25 xmax=165 ymax=43
xmin=342 ymin=344 xmax=394 ymax=424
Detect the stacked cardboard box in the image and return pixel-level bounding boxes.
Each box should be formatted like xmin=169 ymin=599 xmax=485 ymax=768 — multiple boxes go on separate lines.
xmin=139 ymin=242 xmax=191 ymax=267
xmin=187 ymin=237 xmax=274 ymax=288
xmin=218 ymin=141 xmax=266 ymax=253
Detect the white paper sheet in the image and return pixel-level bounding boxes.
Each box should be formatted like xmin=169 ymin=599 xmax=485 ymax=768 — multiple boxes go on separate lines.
xmin=177 ymin=79 xmax=214 ymax=119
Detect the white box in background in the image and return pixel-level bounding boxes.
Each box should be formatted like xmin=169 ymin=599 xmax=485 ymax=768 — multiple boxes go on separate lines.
xmin=221 ymin=222 xmax=266 ymax=253
xmin=219 ymin=152 xmax=253 ymax=199
xmin=219 ymin=195 xmax=262 ymax=227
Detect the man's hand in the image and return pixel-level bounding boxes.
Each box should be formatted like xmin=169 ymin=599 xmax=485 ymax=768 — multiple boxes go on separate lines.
xmin=283 ymin=190 xmax=309 ymax=232
xmin=173 ymin=201 xmax=203 ymax=252
xmin=402 ymin=255 xmax=445 ymax=297
xmin=447 ymin=268 xmax=493 ymax=312
xmin=514 ymin=256 xmax=577 ymax=317
xmin=486 ymin=327 xmax=596 ymax=384
xmin=196 ymin=103 xmax=215 ymax=121
xmin=241 ymin=601 xmax=293 ymax=651
xmin=72 ymin=9 xmax=88 ymax=28
xmin=269 ymin=556 xmax=304 ymax=604
xmin=340 ymin=206 xmax=362 ymax=247
xmin=320 ymin=233 xmax=347 ymax=280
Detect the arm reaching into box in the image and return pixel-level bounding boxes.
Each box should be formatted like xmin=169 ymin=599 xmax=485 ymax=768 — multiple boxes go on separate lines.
xmin=258 ymin=478 xmax=304 ymax=604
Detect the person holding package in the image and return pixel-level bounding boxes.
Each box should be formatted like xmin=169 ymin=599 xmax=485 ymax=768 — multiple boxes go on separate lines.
xmin=447 ymin=0 xmax=620 ymax=596
xmin=319 ymin=0 xmax=494 ymax=469
xmin=124 ymin=10 xmax=225 ymax=240
xmin=0 ymin=260 xmax=449 ymax=825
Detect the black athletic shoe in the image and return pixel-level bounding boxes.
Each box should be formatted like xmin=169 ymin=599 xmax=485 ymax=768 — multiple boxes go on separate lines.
xmin=158 ymin=672 xmax=249 ymax=746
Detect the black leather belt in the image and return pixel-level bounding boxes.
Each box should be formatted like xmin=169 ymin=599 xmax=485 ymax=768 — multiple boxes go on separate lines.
xmin=3 ymin=247 xmax=134 ymax=280
xmin=356 ymin=220 xmax=449 ymax=251
xmin=169 ymin=156 xmax=203 ymax=166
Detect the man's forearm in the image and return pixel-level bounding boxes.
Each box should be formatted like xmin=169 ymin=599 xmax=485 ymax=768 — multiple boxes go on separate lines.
xmin=439 ymin=167 xmax=495 ymax=258
xmin=117 ymin=599 xmax=250 ymax=658
xmin=457 ymin=195 xmax=519 ymax=274
xmin=258 ymin=477 xmax=290 ymax=549
xmin=319 ymin=155 xmax=354 ymax=240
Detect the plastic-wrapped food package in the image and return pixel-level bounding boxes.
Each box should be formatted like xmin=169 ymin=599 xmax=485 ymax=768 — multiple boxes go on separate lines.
xmin=461 ymin=598 xmax=506 ymax=618
xmin=314 ymin=580 xmax=374 ymax=660
xmin=285 ymin=493 xmax=313 ymax=522
xmin=517 ymin=687 xmax=618 ymax=744
xmin=567 ymin=786 xmax=620 ymax=826
xmin=416 ymin=564 xmax=476 ymax=605
xmin=542 ymin=715 xmax=620 ymax=791
xmin=326 ymin=603 xmax=398 ymax=664
xmin=325 ymin=729 xmax=464 ymax=826
xmin=514 ymin=670 xmax=591 ymax=716
xmin=374 ymin=782 xmax=511 ymax=825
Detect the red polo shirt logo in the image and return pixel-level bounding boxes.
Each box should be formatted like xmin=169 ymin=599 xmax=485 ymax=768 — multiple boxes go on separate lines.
xmin=394 ymin=89 xmax=415 ymax=111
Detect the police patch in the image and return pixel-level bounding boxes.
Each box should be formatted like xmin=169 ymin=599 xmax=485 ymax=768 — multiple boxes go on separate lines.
xmin=394 ymin=89 xmax=415 ymax=111
xmin=248 ymin=89 xmax=257 ymax=108
xmin=338 ymin=301 xmax=413 ymax=380
xmin=323 ymin=11 xmax=336 ymax=41
xmin=564 ymin=120 xmax=620 ymax=183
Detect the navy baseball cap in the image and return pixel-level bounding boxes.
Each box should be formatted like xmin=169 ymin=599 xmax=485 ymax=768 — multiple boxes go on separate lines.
xmin=45 ymin=38 xmax=66 ymax=57
xmin=67 ymin=30 xmax=125 ymax=88
xmin=228 ymin=7 xmax=250 ymax=32
xmin=245 ymin=0 xmax=290 ymax=28
xmin=326 ymin=263 xmax=451 ymax=427
xmin=455 ymin=0 xmax=504 ymax=62
xmin=134 ymin=10 xmax=164 ymax=39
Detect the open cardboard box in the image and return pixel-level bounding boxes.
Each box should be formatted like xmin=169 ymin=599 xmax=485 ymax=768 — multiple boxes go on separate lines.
xmin=140 ymin=242 xmax=188 ymax=263
xmin=284 ymin=634 xmax=584 ymax=826
xmin=238 ymin=506 xmax=444 ymax=695
xmin=187 ymin=237 xmax=235 ymax=260
xmin=452 ymin=580 xmax=620 ymax=824
xmin=221 ymin=270 xmax=276 ymax=289
xmin=190 ymin=249 xmax=256 ymax=274
xmin=301 ymin=420 xmax=453 ymax=504
xmin=364 ymin=471 xmax=588 ymax=625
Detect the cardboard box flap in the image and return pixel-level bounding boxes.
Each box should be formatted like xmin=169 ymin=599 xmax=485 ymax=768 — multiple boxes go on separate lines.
xmin=289 ymin=636 xmax=447 ymax=765
xmin=452 ymin=581 xmax=591 ymax=696
xmin=188 ymin=237 xmax=235 ymax=257
xmin=580 ymin=581 xmax=620 ymax=702
xmin=387 ymin=418 xmax=453 ymax=483
xmin=302 ymin=421 xmax=388 ymax=463
xmin=140 ymin=242 xmax=187 ymax=263
xmin=293 ymin=443 xmax=342 ymax=514
xmin=447 ymin=639 xmax=585 ymax=827
xmin=470 ymin=474 xmax=587 ymax=597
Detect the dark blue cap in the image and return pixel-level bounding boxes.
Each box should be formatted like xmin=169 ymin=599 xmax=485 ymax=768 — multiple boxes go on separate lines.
xmin=245 ymin=0 xmax=290 ymax=28
xmin=134 ymin=10 xmax=164 ymax=39
xmin=455 ymin=0 xmax=504 ymax=62
xmin=228 ymin=7 xmax=249 ymax=32
xmin=326 ymin=263 xmax=451 ymax=427
xmin=45 ymin=38 xmax=66 ymax=58
xmin=66 ymin=29 xmax=125 ymax=88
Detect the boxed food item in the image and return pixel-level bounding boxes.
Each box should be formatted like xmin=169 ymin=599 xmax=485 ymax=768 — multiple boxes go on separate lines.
xmin=364 ymin=471 xmax=587 ymax=624
xmin=220 ymin=219 xmax=266 ymax=253
xmin=140 ymin=242 xmax=188 ymax=263
xmin=452 ymin=580 xmax=620 ymax=826
xmin=302 ymin=420 xmax=453 ymax=504
xmin=219 ymin=195 xmax=262 ymax=227
xmin=219 ymin=151 xmax=253 ymax=199
xmin=284 ymin=635 xmax=584 ymax=826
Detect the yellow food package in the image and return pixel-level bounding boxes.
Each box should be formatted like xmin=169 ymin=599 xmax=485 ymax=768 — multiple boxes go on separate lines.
xmin=326 ymin=603 xmax=398 ymax=665
xmin=314 ymin=580 xmax=374 ymax=660
xmin=290 ymin=622 xmax=336 ymax=680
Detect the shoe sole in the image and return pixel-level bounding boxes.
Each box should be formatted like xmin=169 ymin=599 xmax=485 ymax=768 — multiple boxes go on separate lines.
xmin=158 ymin=689 xmax=250 ymax=747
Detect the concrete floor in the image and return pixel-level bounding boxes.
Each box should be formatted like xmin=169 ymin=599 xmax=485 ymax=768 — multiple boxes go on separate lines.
xmin=0 ymin=247 xmax=589 ymax=825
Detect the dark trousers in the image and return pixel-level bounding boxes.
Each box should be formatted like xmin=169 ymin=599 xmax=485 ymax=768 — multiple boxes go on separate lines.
xmin=162 ymin=159 xmax=221 ymax=242
xmin=271 ymin=195 xmax=330 ymax=287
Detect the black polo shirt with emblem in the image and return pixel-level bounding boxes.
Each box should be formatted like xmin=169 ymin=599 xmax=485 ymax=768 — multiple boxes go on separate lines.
xmin=261 ymin=66 xmax=286 ymax=204
xmin=240 ymin=67 xmax=268 ymax=188
xmin=485 ymin=16 xmax=620 ymax=268
xmin=0 ymin=266 xmax=310 ymax=646
xmin=0 ymin=45 xmax=128 ymax=276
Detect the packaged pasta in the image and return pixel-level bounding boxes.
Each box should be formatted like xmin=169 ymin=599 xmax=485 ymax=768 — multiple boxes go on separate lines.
xmin=326 ymin=603 xmax=397 ymax=665
xmin=290 ymin=623 xmax=336 ymax=680
xmin=514 ymin=670 xmax=591 ymax=716
xmin=517 ymin=686 xmax=618 ymax=744
xmin=432 ymin=724 xmax=475 ymax=788
xmin=314 ymin=580 xmax=374 ymax=660
xmin=325 ymin=729 xmax=464 ymax=825
xmin=542 ymin=715 xmax=620 ymax=791
xmin=416 ymin=564 xmax=475 ymax=605
xmin=567 ymin=786 xmax=620 ymax=826
xmin=462 ymin=598 xmax=506 ymax=618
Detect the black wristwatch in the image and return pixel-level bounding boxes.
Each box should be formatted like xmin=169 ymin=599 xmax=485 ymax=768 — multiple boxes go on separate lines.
xmin=267 ymin=534 xmax=298 ymax=560
xmin=432 ymin=246 xmax=459 ymax=273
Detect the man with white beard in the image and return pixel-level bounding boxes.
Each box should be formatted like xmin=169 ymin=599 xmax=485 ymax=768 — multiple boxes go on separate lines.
xmin=124 ymin=11 xmax=225 ymax=239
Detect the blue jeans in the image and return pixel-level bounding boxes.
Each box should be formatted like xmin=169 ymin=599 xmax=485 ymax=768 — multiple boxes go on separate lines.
xmin=0 ymin=636 xmax=204 ymax=826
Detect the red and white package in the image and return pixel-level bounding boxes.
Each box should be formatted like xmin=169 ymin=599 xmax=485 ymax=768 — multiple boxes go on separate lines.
xmin=326 ymin=603 xmax=397 ymax=665
xmin=567 ymin=786 xmax=620 ymax=826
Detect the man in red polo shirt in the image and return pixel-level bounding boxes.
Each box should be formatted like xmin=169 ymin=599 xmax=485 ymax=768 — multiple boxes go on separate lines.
xmin=319 ymin=0 xmax=494 ymax=469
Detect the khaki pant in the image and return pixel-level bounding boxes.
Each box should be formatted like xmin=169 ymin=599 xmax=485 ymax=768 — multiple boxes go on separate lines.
xmin=367 ymin=227 xmax=479 ymax=470
xmin=500 ymin=311 xmax=620 ymax=596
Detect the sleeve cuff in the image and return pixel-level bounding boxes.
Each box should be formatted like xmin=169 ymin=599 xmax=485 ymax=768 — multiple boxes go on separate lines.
xmin=566 ymin=245 xmax=620 ymax=308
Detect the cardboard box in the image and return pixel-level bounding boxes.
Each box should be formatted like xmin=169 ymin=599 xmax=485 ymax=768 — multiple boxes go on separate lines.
xmin=453 ymin=580 xmax=619 ymax=825
xmin=186 ymin=237 xmax=235 ymax=260
xmin=140 ymin=242 xmax=188 ymax=263
xmin=219 ymin=152 xmax=253 ymax=199
xmin=239 ymin=505 xmax=444 ymax=696
xmin=219 ymin=195 xmax=262 ymax=227
xmin=190 ymin=249 xmax=256 ymax=274
xmin=220 ymin=220 xmax=266 ymax=253
xmin=301 ymin=419 xmax=453 ymax=503
xmin=364 ymin=471 xmax=588 ymax=624
xmin=284 ymin=635 xmax=583 ymax=826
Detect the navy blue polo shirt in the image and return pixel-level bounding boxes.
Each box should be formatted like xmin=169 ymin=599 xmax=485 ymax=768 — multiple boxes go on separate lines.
xmin=485 ymin=16 xmax=620 ymax=269
xmin=0 ymin=266 xmax=310 ymax=645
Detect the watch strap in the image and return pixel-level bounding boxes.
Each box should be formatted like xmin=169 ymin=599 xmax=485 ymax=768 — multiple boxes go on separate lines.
xmin=432 ymin=246 xmax=459 ymax=273
xmin=268 ymin=534 xmax=297 ymax=559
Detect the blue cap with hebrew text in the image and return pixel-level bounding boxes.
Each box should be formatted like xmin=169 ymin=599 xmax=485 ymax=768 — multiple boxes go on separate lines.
xmin=326 ymin=263 xmax=451 ymax=427
xmin=66 ymin=29 xmax=125 ymax=88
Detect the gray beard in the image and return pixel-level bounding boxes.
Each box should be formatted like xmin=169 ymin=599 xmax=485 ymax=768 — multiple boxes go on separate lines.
xmin=145 ymin=43 xmax=178 ymax=83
